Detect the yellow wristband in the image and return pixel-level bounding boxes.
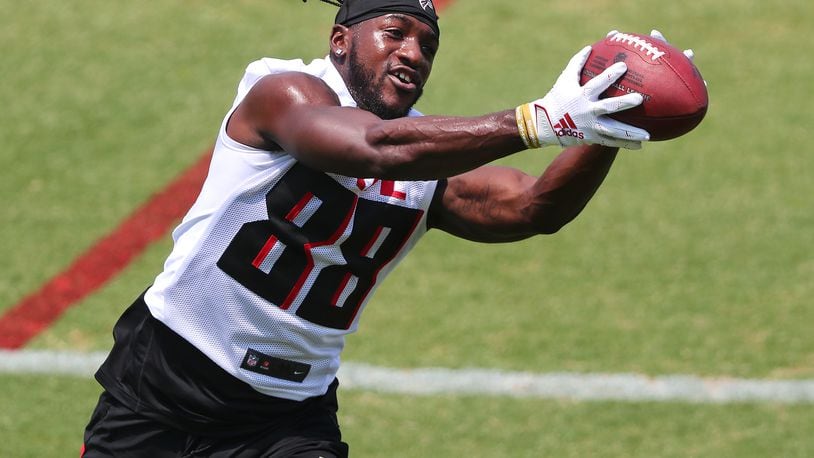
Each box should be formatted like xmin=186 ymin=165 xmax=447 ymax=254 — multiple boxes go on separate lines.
xmin=515 ymin=106 xmax=532 ymax=149
xmin=522 ymin=103 xmax=541 ymax=148
xmin=515 ymin=104 xmax=540 ymax=149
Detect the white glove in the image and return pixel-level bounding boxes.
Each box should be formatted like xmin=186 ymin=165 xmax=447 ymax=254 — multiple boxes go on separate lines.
xmin=515 ymin=46 xmax=650 ymax=150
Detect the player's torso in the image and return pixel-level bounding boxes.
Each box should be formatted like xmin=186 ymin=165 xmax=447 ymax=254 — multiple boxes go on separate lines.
xmin=144 ymin=57 xmax=437 ymax=400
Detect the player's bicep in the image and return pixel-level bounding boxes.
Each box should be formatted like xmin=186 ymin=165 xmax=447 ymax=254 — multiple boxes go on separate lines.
xmin=428 ymin=166 xmax=539 ymax=243
xmin=228 ymin=72 xmax=381 ymax=172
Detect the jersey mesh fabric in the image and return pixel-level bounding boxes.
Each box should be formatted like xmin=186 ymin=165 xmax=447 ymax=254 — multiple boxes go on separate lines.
xmin=144 ymin=57 xmax=438 ymax=401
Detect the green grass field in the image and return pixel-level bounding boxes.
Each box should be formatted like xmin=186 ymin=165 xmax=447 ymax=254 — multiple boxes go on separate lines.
xmin=2 ymin=0 xmax=813 ymax=456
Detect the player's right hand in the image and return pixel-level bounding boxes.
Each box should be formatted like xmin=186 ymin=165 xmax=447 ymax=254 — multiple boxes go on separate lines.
xmin=515 ymin=46 xmax=650 ymax=150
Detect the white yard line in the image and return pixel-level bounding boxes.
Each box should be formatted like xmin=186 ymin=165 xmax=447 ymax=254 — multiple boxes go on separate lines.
xmin=2 ymin=350 xmax=813 ymax=404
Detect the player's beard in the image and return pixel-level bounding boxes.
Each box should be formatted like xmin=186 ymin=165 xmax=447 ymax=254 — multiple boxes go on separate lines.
xmin=346 ymin=45 xmax=423 ymax=120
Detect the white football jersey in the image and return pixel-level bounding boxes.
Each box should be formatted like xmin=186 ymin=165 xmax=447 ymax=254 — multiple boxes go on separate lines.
xmin=144 ymin=57 xmax=438 ymax=400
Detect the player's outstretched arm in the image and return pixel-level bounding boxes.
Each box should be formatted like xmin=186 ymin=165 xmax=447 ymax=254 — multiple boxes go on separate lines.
xmin=226 ymin=46 xmax=648 ymax=181
xmin=227 ymin=71 xmax=528 ymax=180
xmin=428 ymin=144 xmax=618 ymax=242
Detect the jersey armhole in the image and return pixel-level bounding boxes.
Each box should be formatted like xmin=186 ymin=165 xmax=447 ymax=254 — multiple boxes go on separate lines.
xmin=425 ymin=178 xmax=448 ymax=231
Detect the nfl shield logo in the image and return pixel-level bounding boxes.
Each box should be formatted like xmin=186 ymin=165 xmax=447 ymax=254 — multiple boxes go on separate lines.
xmin=419 ymin=0 xmax=434 ymax=10
xmin=246 ymin=354 xmax=259 ymax=367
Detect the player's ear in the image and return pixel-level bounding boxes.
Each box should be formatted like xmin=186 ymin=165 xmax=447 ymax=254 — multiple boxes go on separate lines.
xmin=330 ymin=25 xmax=350 ymax=60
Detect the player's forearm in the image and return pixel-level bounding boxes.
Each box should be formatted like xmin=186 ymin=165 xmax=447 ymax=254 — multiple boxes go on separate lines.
xmin=526 ymin=144 xmax=618 ymax=234
xmin=362 ymin=110 xmax=528 ymax=180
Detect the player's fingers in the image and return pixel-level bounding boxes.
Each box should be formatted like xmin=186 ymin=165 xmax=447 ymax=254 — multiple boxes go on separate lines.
xmin=617 ymin=139 xmax=643 ymax=150
xmin=559 ymin=45 xmax=592 ymax=84
xmin=592 ymin=92 xmax=644 ymax=115
xmin=582 ymin=61 xmax=627 ymax=96
xmin=650 ymin=29 xmax=668 ymax=43
xmin=683 ymin=48 xmax=695 ymax=62
xmin=593 ymin=133 xmax=643 ymax=150
xmin=595 ymin=118 xmax=650 ymax=142
xmin=608 ymin=138 xmax=643 ymax=150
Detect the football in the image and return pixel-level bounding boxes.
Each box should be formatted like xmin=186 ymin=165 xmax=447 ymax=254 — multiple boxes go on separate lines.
xmin=580 ymin=31 xmax=708 ymax=141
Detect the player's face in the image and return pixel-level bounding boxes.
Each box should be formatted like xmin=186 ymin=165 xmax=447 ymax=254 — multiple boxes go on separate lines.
xmin=345 ymin=14 xmax=438 ymax=119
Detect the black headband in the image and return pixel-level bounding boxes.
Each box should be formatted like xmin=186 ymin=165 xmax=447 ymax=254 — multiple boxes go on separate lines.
xmin=335 ymin=0 xmax=440 ymax=37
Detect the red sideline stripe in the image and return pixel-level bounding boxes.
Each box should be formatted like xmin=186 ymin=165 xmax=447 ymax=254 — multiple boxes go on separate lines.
xmin=0 ymin=0 xmax=454 ymax=350
xmin=0 ymin=150 xmax=213 ymax=349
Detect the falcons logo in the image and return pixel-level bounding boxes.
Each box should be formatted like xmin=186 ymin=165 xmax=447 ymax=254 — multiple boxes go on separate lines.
xmin=419 ymin=0 xmax=434 ymax=10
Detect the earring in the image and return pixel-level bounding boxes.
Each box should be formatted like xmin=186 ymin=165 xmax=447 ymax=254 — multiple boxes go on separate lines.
xmin=334 ymin=49 xmax=343 ymax=57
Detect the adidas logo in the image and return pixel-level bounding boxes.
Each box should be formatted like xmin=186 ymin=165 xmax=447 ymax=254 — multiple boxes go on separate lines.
xmin=552 ymin=113 xmax=584 ymax=139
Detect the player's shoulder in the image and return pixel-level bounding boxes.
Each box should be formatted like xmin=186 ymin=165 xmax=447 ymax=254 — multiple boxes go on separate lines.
xmin=237 ymin=56 xmax=344 ymax=108
xmin=249 ymin=71 xmax=341 ymax=107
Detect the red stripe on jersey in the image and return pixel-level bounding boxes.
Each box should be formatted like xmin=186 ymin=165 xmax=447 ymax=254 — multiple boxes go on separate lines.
xmin=331 ymin=272 xmax=354 ymax=307
xmin=379 ymin=180 xmax=407 ymax=200
xmin=360 ymin=226 xmax=385 ymax=258
xmin=286 ymin=192 xmax=315 ymax=220
xmin=251 ymin=235 xmax=279 ymax=269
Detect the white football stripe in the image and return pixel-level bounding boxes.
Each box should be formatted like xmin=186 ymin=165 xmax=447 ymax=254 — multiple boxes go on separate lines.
xmin=338 ymin=363 xmax=814 ymax=404
xmin=2 ymin=350 xmax=813 ymax=404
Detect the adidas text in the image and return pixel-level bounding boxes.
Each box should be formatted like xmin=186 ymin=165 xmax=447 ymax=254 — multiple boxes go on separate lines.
xmin=555 ymin=128 xmax=585 ymax=139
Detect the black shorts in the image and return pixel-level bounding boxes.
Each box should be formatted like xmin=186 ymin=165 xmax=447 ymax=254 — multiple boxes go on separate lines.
xmin=83 ymin=293 xmax=348 ymax=457
xmin=82 ymin=390 xmax=348 ymax=457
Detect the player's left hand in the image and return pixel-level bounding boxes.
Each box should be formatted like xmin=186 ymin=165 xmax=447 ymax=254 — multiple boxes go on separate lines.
xmin=516 ymin=46 xmax=649 ymax=150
